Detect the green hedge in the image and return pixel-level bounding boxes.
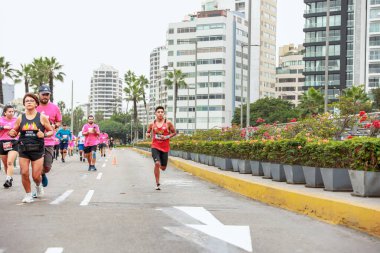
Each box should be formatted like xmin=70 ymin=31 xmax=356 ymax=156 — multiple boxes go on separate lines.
xmin=136 ymin=138 xmax=380 ymax=172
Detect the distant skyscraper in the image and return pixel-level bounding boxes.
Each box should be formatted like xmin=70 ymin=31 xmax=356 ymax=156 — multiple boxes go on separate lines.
xmin=276 ymin=44 xmax=305 ymax=106
xmin=149 ymin=46 xmax=168 ymax=120
xmin=2 ymin=83 xmax=15 ymax=105
xmin=89 ymin=64 xmax=123 ymax=119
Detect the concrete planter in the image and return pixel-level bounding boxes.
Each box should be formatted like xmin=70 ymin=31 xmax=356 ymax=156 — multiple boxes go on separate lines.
xmin=177 ymin=151 xmax=183 ymax=158
xmin=321 ymin=168 xmax=352 ymax=191
xmin=283 ymin=165 xmax=306 ymax=184
xmin=206 ymin=155 xmax=215 ymax=166
xmin=320 ymin=168 xmax=353 ymax=192
xmin=349 ymin=170 xmax=380 ymax=197
xmin=303 ymin=166 xmax=324 ymax=188
xmin=231 ymin=159 xmax=239 ymax=172
xmin=214 ymin=157 xmax=233 ymax=171
xmin=270 ymin=163 xmax=286 ymax=182
xmin=182 ymin=152 xmax=191 ymax=160
xmin=199 ymin=154 xmax=207 ymax=164
xmin=190 ymin=153 xmax=199 ymax=163
xmin=238 ymin=160 xmax=251 ymax=174
xmin=262 ymin=162 xmax=272 ymax=179
xmin=250 ymin=161 xmax=263 ymax=176
xmin=171 ymin=150 xmax=179 ymax=157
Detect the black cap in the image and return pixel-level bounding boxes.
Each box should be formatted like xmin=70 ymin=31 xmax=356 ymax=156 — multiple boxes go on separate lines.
xmin=38 ymin=85 xmax=51 ymax=94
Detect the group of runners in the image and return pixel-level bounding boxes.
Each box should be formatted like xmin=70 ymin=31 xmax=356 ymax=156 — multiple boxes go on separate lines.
xmin=0 ymin=86 xmax=176 ymax=201
xmin=0 ymin=85 xmax=113 ymax=203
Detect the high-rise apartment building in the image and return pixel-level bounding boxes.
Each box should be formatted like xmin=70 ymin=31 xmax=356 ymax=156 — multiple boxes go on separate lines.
xmin=149 ymin=46 xmax=168 ymax=120
xmin=276 ymin=44 xmax=305 ymax=106
xmin=303 ymin=0 xmax=371 ymax=100
xmin=368 ymin=0 xmax=380 ymax=90
xmin=89 ymin=64 xmax=123 ymax=119
xmin=166 ymin=8 xmax=248 ymax=132
xmin=234 ymin=0 xmax=277 ymax=100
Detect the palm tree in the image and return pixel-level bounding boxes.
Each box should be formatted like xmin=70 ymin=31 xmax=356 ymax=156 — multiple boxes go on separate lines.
xmin=30 ymin=57 xmax=49 ymax=91
xmin=57 ymin=100 xmax=66 ymax=113
xmin=124 ymin=70 xmax=143 ymax=142
xmin=0 ymin=57 xmax=16 ymax=104
xmin=164 ymin=69 xmax=187 ymax=127
xmin=44 ymin=57 xmax=65 ymax=102
xmin=137 ymin=75 xmax=150 ymax=138
xmin=15 ymin=63 xmax=33 ymax=93
xmin=298 ymin=87 xmax=324 ymax=118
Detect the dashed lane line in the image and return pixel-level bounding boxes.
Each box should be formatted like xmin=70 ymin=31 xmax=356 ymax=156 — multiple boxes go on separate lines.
xmin=80 ymin=190 xmax=94 ymax=206
xmin=50 ymin=190 xmax=74 ymax=205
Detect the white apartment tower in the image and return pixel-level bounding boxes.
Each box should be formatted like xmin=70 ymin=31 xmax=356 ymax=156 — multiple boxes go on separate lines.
xmin=149 ymin=46 xmax=168 ymax=120
xmin=276 ymin=44 xmax=305 ymax=106
xmin=166 ymin=7 xmax=248 ymax=132
xmin=234 ymin=0 xmax=277 ymax=100
xmin=89 ymin=64 xmax=123 ymax=119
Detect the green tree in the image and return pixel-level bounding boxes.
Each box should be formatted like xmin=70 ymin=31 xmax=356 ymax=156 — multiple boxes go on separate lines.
xmin=57 ymin=101 xmax=66 ymax=113
xmin=15 ymin=63 xmax=33 ymax=93
xmin=95 ymin=111 xmax=104 ymax=122
xmin=297 ymin=87 xmax=324 ymax=118
xmin=98 ymin=120 xmax=128 ymax=143
xmin=110 ymin=111 xmax=131 ymax=124
xmin=337 ymin=85 xmax=371 ymax=115
xmin=232 ymin=97 xmax=298 ymax=126
xmin=73 ymin=107 xmax=85 ymax=134
xmin=44 ymin=57 xmax=65 ymax=102
xmin=30 ymin=57 xmax=49 ymax=90
xmin=124 ymin=70 xmax=143 ymax=141
xmin=164 ymin=69 xmax=187 ymax=127
xmin=371 ymin=87 xmax=380 ymax=110
xmin=0 ymin=57 xmax=16 ymax=104
xmin=137 ymin=75 xmax=150 ymax=136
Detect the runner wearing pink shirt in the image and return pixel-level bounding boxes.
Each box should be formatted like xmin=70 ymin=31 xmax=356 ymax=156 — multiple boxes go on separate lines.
xmin=98 ymin=132 xmax=109 ymax=157
xmin=82 ymin=115 xmax=100 ymax=171
xmin=36 ymin=85 xmax=62 ymax=187
xmin=0 ymin=105 xmax=19 ymax=188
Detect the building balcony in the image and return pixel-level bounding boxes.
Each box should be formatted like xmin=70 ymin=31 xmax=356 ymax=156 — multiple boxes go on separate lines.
xmin=304 ymin=6 xmax=341 ymax=15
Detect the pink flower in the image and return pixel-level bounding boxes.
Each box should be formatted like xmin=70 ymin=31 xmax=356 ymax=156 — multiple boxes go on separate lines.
xmin=347 ymin=135 xmax=353 ymax=139
xmin=256 ymin=118 xmax=265 ymax=123
xmin=297 ymin=146 xmax=302 ymax=149
xmin=290 ymin=118 xmax=297 ymax=123
xmin=373 ymin=120 xmax=380 ymax=129
xmin=359 ymin=111 xmax=366 ymax=117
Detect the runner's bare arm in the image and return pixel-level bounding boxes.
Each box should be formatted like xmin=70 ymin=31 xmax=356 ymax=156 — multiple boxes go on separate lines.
xmin=146 ymin=123 xmax=153 ymax=138
xmin=167 ymin=121 xmax=176 ymax=139
xmin=41 ymin=114 xmax=54 ymax=137
xmin=8 ymin=116 xmax=21 ymax=137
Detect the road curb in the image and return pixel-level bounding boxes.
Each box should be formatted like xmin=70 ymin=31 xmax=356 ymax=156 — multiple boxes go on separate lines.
xmin=133 ymin=148 xmax=380 ymax=238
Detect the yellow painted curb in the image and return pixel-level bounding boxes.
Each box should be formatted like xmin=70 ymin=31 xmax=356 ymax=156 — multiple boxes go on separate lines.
xmin=133 ymin=148 xmax=380 ymax=238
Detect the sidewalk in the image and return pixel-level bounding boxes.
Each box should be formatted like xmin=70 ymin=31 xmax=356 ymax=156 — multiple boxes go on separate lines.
xmin=133 ymin=148 xmax=380 ymax=238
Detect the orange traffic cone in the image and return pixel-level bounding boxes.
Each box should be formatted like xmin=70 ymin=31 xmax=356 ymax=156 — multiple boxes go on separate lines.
xmin=112 ymin=155 xmax=117 ymax=165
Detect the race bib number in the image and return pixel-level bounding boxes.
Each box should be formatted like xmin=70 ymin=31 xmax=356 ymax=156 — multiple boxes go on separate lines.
xmin=63 ymin=135 xmax=68 ymax=139
xmin=2 ymin=142 xmax=12 ymax=151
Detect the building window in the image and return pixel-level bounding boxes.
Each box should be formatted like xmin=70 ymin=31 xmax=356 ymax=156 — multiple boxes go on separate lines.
xmin=197 ymin=23 xmax=226 ymax=30
xmin=177 ymin=27 xmax=196 ymax=33
xmin=168 ymin=28 xmax=174 ymax=34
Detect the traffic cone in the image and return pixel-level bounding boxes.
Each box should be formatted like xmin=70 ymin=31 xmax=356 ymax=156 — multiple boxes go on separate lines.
xmin=112 ymin=155 xmax=117 ymax=165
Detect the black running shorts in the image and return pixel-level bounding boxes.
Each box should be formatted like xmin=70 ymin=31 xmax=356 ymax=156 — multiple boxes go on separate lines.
xmin=151 ymin=148 xmax=168 ymax=167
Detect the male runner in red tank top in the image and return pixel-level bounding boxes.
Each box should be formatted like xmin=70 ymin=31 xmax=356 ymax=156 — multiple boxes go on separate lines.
xmin=146 ymin=106 xmax=176 ymax=190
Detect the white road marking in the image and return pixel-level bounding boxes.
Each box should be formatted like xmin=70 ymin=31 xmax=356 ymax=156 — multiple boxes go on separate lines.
xmin=102 ymin=163 xmax=106 ymax=168
xmin=162 ymin=179 xmax=193 ymax=187
xmin=96 ymin=173 xmax=103 ymax=180
xmin=45 ymin=248 xmax=64 ymax=253
xmin=80 ymin=190 xmax=94 ymax=206
xmin=50 ymin=190 xmax=74 ymax=205
xmin=173 ymin=206 xmax=252 ymax=252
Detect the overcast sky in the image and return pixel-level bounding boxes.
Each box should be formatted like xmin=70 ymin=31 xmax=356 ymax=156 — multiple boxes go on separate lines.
xmin=0 ymin=0 xmax=304 ymax=108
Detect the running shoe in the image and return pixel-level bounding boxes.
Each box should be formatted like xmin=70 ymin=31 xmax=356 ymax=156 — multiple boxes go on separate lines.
xmin=80 ymin=157 xmax=82 ymax=162
xmin=156 ymin=183 xmax=161 ymax=191
xmin=32 ymin=184 xmax=44 ymax=198
xmin=92 ymin=166 xmax=97 ymax=171
xmin=88 ymin=165 xmax=92 ymax=171
xmin=22 ymin=194 xmax=34 ymax=203
xmin=41 ymin=174 xmax=48 ymax=187
xmin=3 ymin=178 xmax=12 ymax=188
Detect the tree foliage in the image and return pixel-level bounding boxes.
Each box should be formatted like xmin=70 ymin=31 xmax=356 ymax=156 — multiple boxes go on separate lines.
xmin=232 ymin=97 xmax=299 ymax=126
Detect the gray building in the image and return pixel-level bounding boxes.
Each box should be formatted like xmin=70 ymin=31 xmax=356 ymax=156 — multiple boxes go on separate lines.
xmin=2 ymin=83 xmax=15 ymax=105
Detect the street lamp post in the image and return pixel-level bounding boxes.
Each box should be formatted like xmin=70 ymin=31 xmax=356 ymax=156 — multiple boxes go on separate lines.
xmin=247 ymin=0 xmax=252 ymax=128
xmin=324 ymin=0 xmax=331 ymax=113
xmin=193 ymin=40 xmax=198 ymax=131
xmin=70 ymin=80 xmax=74 ymax=131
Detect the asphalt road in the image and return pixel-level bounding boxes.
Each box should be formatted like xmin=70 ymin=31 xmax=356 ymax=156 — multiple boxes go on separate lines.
xmin=0 ymin=149 xmax=379 ymax=253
